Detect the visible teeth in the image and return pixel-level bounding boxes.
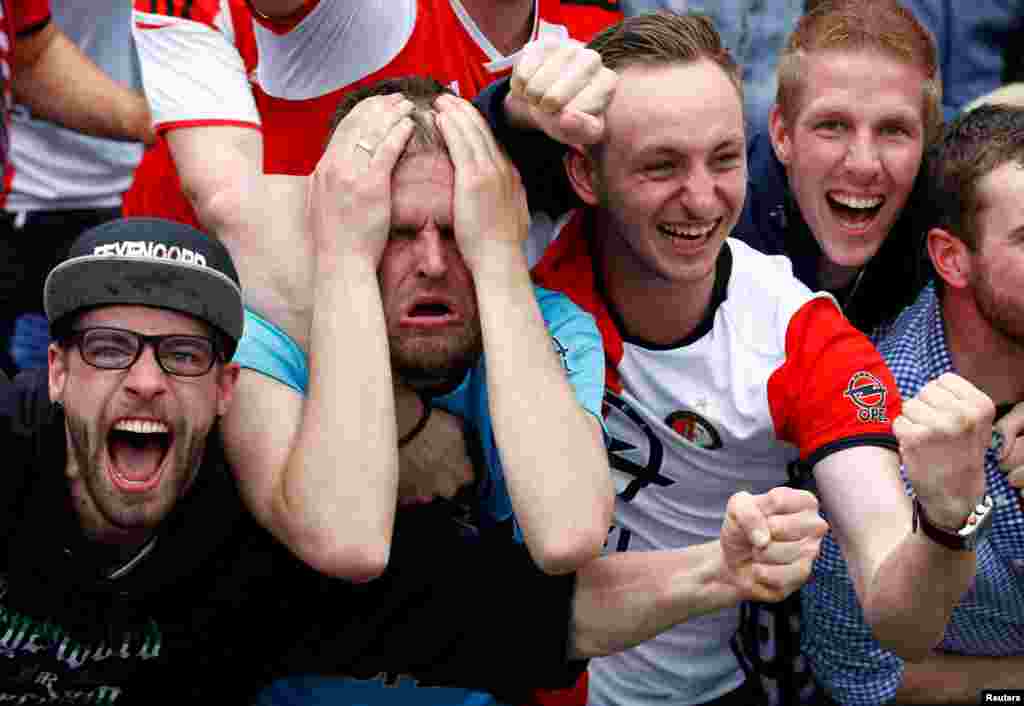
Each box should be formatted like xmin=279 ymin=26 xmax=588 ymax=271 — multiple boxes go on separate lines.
xmin=660 ymin=222 xmax=716 ymax=238
xmin=114 ymin=419 xmax=168 ymax=434
xmin=830 ymin=193 xmax=884 ymax=209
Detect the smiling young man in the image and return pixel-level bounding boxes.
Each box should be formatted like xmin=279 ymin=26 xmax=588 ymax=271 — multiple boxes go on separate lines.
xmin=482 ymin=0 xmax=938 ymax=336
xmin=803 ymin=104 xmax=1024 ymax=706
xmin=475 ymin=11 xmax=997 ymax=706
xmin=737 ymin=0 xmax=941 ymax=333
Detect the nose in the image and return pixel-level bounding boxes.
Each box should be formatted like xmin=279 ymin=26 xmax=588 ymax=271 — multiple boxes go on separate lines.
xmin=844 ymin=131 xmax=881 ymax=183
xmin=680 ymin=164 xmax=718 ymax=218
xmin=415 ymin=228 xmax=450 ymax=280
xmin=123 ymin=343 xmax=169 ymax=399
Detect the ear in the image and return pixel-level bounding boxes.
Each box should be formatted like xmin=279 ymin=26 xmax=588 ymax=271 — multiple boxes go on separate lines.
xmin=768 ymin=104 xmax=792 ymax=166
xmin=564 ymin=147 xmax=601 ymax=207
xmin=927 ymin=227 xmax=971 ymax=290
xmin=48 ymin=343 xmax=69 ymax=404
xmin=215 ymin=361 xmax=242 ymax=416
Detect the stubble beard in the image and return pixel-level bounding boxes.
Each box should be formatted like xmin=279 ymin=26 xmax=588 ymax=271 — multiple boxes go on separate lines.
xmin=64 ymin=406 xmax=207 ymax=536
xmin=973 ymin=265 xmax=1024 ymax=350
xmin=390 ymin=324 xmax=483 ymax=396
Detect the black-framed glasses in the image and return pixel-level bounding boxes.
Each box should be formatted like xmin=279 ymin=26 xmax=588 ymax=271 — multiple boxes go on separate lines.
xmin=65 ymin=327 xmax=221 ymax=378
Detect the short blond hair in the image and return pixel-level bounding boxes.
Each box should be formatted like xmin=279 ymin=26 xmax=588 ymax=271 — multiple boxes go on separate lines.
xmin=777 ymin=0 xmax=942 ymax=141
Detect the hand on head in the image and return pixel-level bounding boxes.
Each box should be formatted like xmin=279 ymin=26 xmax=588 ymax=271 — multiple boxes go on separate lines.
xmin=506 ymin=37 xmax=617 ymax=147
xmin=720 ymin=487 xmax=827 ymax=603
xmin=308 ymin=93 xmax=416 ymax=267
xmin=433 ymin=93 xmax=530 ymax=273
xmin=894 ymin=373 xmax=996 ymax=528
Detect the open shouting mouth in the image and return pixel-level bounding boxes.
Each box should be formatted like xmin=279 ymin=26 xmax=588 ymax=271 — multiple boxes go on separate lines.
xmin=106 ymin=418 xmax=173 ymax=493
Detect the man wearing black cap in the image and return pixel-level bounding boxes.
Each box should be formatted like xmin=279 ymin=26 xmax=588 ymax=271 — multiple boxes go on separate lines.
xmin=0 ymin=213 xmax=829 ymax=704
xmin=43 ymin=218 xmax=244 ymax=556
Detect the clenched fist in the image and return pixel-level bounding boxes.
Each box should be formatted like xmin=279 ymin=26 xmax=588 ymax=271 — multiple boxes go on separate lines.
xmin=719 ymin=487 xmax=828 ymax=603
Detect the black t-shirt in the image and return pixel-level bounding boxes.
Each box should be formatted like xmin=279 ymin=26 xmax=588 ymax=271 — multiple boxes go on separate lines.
xmin=0 ymin=369 xmax=584 ymax=704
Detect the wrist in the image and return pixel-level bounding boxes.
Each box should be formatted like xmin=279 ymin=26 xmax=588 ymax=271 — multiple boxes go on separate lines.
xmin=913 ymin=493 xmax=994 ymax=551
xmin=915 ymin=494 xmax=979 ymax=532
xmin=503 ymin=90 xmax=536 ymax=132
xmin=315 ymin=249 xmax=378 ymax=280
xmin=465 ymin=242 xmax=529 ymax=284
xmin=704 ymin=543 xmax=745 ymax=610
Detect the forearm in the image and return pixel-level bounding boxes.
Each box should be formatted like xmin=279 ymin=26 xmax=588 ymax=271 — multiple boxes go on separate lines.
xmin=474 ymin=250 xmax=613 ymax=574
xmin=817 ymin=448 xmax=977 ymax=661
xmin=858 ymin=530 xmax=975 ymax=661
xmin=277 ymin=256 xmax=398 ymax=581
xmin=569 ymin=542 xmax=741 ymax=658
xmin=186 ymin=168 xmax=314 ymax=348
xmin=13 ymin=24 xmax=152 ymax=143
xmin=167 ymin=127 xmax=263 ymax=239
xmin=896 ymin=652 xmax=1024 ymax=704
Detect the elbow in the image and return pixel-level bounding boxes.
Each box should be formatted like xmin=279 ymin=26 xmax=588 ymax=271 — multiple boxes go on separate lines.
xmin=882 ymin=642 xmax=937 ymax=665
xmin=297 ymin=536 xmax=392 ymax=584
xmin=532 ymin=525 xmax=607 ymax=576
xmin=271 ymin=500 xmax=393 ymax=582
xmin=533 ymin=490 xmax=615 ymax=575
xmin=865 ymin=611 xmax=944 ymax=664
xmin=189 ymin=180 xmax=248 ymax=242
xmin=873 ymin=629 xmax=941 ymax=664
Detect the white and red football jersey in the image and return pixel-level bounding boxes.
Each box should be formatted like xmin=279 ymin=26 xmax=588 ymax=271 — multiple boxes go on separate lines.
xmin=248 ymin=0 xmax=621 ymax=174
xmin=125 ymin=0 xmax=257 ymax=227
xmin=531 ymin=210 xmax=901 ymax=706
xmin=129 ymin=0 xmax=621 ymax=221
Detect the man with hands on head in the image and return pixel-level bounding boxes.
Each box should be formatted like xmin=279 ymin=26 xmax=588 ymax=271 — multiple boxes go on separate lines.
xmin=474 ymin=13 xmax=997 ymax=706
xmin=226 ymin=77 xmax=614 ymax=580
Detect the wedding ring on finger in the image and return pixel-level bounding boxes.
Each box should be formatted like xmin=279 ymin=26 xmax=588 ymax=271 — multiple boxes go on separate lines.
xmin=355 ymin=140 xmax=375 ymax=156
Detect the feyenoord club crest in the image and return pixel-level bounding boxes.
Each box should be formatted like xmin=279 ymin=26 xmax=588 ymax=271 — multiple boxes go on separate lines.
xmin=844 ymin=371 xmax=889 ymax=423
xmin=664 ymin=409 xmax=723 ymax=450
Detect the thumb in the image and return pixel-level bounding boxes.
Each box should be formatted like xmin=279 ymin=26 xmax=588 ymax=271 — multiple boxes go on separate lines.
xmin=726 ymin=491 xmax=771 ymax=549
xmin=560 ymin=110 xmax=603 ymax=145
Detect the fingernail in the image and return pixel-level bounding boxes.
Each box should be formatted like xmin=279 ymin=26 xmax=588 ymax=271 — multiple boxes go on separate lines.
xmin=753 ymin=529 xmax=770 ymax=547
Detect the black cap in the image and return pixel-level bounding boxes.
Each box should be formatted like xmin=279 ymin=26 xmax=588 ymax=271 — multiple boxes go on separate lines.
xmin=44 ymin=218 xmax=244 ymax=357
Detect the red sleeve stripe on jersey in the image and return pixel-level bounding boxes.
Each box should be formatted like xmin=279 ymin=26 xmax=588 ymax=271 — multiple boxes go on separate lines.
xmin=767 ymin=296 xmax=901 ymax=461
xmin=155 ymin=119 xmax=261 ymax=135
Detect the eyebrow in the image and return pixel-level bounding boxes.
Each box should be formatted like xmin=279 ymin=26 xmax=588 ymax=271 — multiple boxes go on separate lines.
xmin=634 ymin=133 xmax=746 ymax=158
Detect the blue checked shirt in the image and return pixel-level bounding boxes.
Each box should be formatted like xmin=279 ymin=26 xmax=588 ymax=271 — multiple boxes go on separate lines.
xmin=801 ymin=283 xmax=1024 ymax=706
